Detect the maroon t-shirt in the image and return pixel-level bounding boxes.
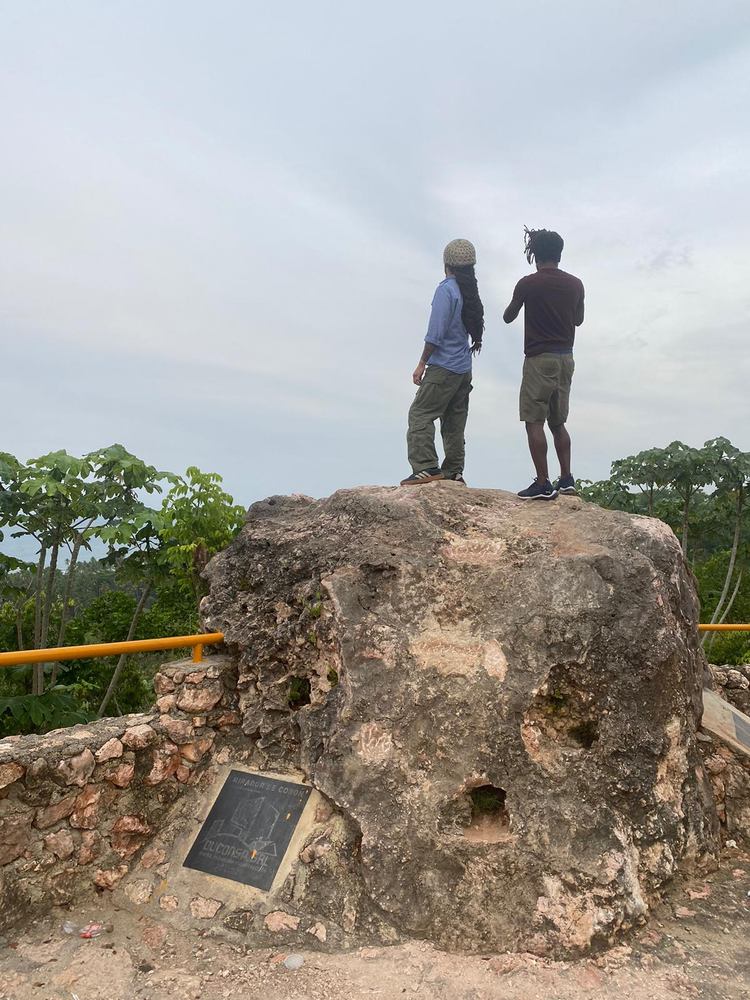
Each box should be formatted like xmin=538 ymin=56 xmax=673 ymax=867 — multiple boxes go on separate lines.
xmin=512 ymin=268 xmax=585 ymax=357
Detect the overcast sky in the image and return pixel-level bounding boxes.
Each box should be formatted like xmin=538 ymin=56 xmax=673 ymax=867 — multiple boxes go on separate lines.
xmin=2 ymin=0 xmax=749 ymax=548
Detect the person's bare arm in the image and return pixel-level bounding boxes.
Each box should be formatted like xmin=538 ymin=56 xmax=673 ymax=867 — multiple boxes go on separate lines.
xmin=503 ymin=282 xmax=524 ymax=323
xmin=413 ymin=343 xmax=436 ymax=385
xmin=575 ymin=292 xmax=585 ymax=327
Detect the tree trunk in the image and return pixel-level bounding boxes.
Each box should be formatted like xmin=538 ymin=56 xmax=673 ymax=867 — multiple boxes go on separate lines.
xmin=701 ymin=486 xmax=743 ymax=647
xmin=36 ymin=541 xmax=60 ymax=696
xmin=48 ymin=535 xmax=83 ymax=690
xmin=648 ymin=484 xmax=654 ymax=518
xmin=15 ymin=603 xmax=24 ymax=651
xmin=33 ymin=544 xmax=46 ymax=647
xmin=39 ymin=541 xmax=59 ymax=649
xmin=96 ymin=582 xmax=151 ymax=719
xmin=707 ymin=566 xmax=744 ymax=657
xmin=681 ymin=489 xmax=691 ymax=558
xmin=32 ymin=543 xmax=47 ymax=696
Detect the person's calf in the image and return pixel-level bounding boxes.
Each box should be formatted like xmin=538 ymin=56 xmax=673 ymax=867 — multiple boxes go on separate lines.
xmin=525 ymin=422 xmax=549 ymax=484
xmin=549 ymin=423 xmax=572 ymax=482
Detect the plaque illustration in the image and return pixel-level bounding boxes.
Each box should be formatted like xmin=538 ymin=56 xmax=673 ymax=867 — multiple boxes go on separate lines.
xmin=183 ymin=770 xmax=312 ymax=891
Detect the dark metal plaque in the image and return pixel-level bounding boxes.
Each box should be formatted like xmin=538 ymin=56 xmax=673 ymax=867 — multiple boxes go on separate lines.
xmin=735 ymin=713 xmax=750 ymax=751
xmin=183 ymin=770 xmax=312 ymax=891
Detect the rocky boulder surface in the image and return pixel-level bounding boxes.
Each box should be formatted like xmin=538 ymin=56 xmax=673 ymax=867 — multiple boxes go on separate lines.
xmin=202 ymin=483 xmax=719 ymax=955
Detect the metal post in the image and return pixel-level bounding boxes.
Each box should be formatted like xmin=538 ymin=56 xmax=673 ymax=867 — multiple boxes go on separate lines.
xmin=192 ymin=643 xmax=204 ymax=663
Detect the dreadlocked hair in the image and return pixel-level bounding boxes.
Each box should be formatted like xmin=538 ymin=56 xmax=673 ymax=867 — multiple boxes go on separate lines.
xmin=450 ymin=264 xmax=485 ymax=355
xmin=524 ymin=227 xmax=564 ymax=264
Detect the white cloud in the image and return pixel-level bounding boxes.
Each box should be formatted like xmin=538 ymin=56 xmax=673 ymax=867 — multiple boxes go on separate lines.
xmin=1 ymin=0 xmax=749 ymax=522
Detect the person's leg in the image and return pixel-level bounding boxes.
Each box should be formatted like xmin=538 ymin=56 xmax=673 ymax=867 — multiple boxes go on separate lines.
xmin=525 ymin=423 xmax=549 ymax=483
xmin=519 ymin=356 xmax=560 ymax=483
xmin=406 ymin=366 xmax=455 ymax=476
xmin=550 ymin=423 xmax=571 ymax=479
xmin=439 ymin=373 xmax=472 ymax=478
xmin=548 ymin=355 xmax=575 ymax=488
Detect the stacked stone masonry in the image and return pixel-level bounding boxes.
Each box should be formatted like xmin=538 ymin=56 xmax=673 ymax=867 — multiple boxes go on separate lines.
xmin=699 ymin=664 xmax=750 ymax=841
xmin=0 ymin=656 xmax=239 ymax=931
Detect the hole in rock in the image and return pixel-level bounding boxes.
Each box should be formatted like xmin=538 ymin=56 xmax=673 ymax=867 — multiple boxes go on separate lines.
xmin=287 ymin=677 xmax=311 ymax=710
xmin=464 ymin=785 xmax=511 ymax=843
xmin=567 ymin=720 xmax=599 ymax=749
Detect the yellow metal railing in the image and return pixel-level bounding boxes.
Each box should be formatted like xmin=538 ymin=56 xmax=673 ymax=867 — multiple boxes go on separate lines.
xmin=0 ymin=625 xmax=746 ymax=671
xmin=0 ymin=632 xmax=224 ymax=668
xmin=698 ymin=624 xmax=750 ymax=631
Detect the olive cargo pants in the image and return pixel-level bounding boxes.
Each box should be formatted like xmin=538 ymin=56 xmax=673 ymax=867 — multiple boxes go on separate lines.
xmin=407 ymin=365 xmax=473 ymax=476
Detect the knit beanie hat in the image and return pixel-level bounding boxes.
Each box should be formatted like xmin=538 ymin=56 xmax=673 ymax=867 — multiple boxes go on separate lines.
xmin=443 ymin=238 xmax=476 ymax=267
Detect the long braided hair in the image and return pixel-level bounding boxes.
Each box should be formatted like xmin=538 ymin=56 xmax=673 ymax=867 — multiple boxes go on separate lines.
xmin=450 ymin=264 xmax=485 ymax=355
xmin=524 ymin=227 xmax=564 ymax=264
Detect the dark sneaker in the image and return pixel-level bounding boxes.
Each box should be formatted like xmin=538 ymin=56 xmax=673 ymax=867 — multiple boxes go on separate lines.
xmin=517 ymin=479 xmax=558 ymax=501
xmin=554 ymin=476 xmax=577 ymax=496
xmin=400 ymin=469 xmax=444 ymax=486
xmin=444 ymin=473 xmax=467 ymax=486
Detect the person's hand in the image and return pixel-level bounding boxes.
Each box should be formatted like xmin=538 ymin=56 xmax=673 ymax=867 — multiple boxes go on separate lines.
xmin=413 ymin=361 xmax=426 ymax=386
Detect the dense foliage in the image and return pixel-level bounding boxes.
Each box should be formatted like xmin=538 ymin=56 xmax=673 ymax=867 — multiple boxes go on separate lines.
xmin=0 ymin=446 xmax=244 ymax=735
xmin=579 ymin=437 xmax=750 ymax=665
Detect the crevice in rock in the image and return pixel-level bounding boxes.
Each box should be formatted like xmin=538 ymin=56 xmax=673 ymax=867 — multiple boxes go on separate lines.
xmin=464 ymin=785 xmax=511 ymax=843
xmin=287 ymin=677 xmax=312 ymax=711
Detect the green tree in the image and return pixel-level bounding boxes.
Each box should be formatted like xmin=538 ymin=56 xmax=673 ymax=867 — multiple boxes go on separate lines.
xmin=96 ymin=508 xmax=170 ymax=718
xmin=611 ymin=447 xmax=672 ymax=518
xmin=0 ymin=446 xmax=173 ymax=696
xmin=159 ymin=467 xmax=245 ymax=609
xmin=699 ymin=438 xmax=750 ymax=644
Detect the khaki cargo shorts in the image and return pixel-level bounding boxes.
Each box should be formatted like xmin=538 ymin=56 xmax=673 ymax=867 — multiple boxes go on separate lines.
xmin=519 ymin=352 xmax=575 ymax=426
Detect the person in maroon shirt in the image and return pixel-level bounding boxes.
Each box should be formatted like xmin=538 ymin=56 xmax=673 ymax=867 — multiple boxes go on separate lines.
xmin=503 ymin=228 xmax=585 ymax=500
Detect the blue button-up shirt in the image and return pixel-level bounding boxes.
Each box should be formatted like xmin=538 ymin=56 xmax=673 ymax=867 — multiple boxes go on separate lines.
xmin=424 ymin=276 xmax=471 ymax=374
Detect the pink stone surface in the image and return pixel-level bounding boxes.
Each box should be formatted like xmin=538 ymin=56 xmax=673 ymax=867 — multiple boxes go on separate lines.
xmin=0 ymin=762 xmax=25 ymax=789
xmin=0 ymin=811 xmax=34 ymax=865
xmin=189 ymin=896 xmax=223 ymax=918
xmin=95 ymin=738 xmax=124 ymax=763
xmin=43 ymin=829 xmax=75 ymax=859
xmin=156 ymin=694 xmax=177 ymax=714
xmin=94 ymin=864 xmax=128 ymax=889
xmin=121 ymin=724 xmax=156 ymax=750
xmin=153 ymin=673 xmax=176 ymax=695
xmin=56 ymin=748 xmax=96 ymax=787
xmin=110 ymin=815 xmax=152 ymax=859
xmin=144 ymin=743 xmax=181 ymax=786
xmin=142 ymin=923 xmax=168 ymax=950
xmin=176 ymin=682 xmax=222 ymax=713
xmin=140 ymin=846 xmax=166 ymax=869
xmin=104 ymin=762 xmax=135 ymax=788
xmin=69 ymin=786 xmax=102 ymax=830
xmin=264 ymin=911 xmax=301 ymax=932
xmin=35 ymin=794 xmax=77 ymax=829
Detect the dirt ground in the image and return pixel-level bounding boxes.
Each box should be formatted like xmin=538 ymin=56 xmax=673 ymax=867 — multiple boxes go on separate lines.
xmin=2 ymin=848 xmax=749 ymax=1000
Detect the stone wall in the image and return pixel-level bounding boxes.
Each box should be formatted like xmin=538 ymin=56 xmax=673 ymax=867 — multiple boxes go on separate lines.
xmin=0 ymin=655 xmax=240 ymax=933
xmin=698 ymin=664 xmax=750 ymax=844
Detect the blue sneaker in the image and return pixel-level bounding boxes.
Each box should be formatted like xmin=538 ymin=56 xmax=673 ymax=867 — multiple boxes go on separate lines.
xmin=517 ymin=479 xmax=558 ymax=501
xmin=554 ymin=476 xmax=577 ymax=496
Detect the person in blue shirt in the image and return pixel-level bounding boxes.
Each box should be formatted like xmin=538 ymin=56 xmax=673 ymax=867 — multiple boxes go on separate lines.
xmin=400 ymin=239 xmax=485 ymax=486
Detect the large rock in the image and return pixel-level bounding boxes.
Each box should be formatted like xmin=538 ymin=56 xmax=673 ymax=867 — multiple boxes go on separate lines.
xmin=202 ymin=484 xmax=719 ymax=955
